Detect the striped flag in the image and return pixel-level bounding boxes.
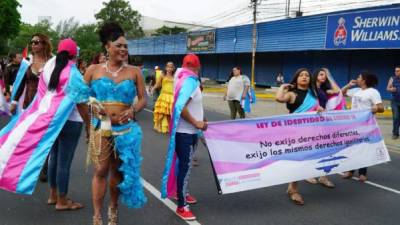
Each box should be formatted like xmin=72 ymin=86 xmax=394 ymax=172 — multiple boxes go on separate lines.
xmin=0 ymin=58 xmax=78 ymax=194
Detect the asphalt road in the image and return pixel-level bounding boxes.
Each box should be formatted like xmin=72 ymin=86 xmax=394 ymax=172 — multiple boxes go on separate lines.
xmin=0 ymin=107 xmax=400 ymax=225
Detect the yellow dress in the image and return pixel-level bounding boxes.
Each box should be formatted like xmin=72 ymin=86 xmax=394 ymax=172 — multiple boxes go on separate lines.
xmin=153 ymin=76 xmax=174 ymax=133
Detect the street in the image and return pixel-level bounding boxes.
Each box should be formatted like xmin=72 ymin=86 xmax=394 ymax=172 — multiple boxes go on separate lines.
xmin=0 ymin=97 xmax=400 ymax=225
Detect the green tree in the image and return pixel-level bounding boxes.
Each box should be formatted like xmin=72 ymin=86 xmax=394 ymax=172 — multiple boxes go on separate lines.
xmin=56 ymin=17 xmax=80 ymax=39
xmin=8 ymin=20 xmax=59 ymax=54
xmin=152 ymin=26 xmax=187 ymax=36
xmin=72 ymin=24 xmax=102 ymax=62
xmin=95 ymin=0 xmax=144 ymax=39
xmin=0 ymin=0 xmax=21 ymax=54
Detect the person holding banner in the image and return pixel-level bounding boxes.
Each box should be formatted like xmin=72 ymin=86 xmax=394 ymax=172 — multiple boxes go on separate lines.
xmin=276 ymin=68 xmax=323 ymax=205
xmin=161 ymin=54 xmax=207 ymax=221
xmin=306 ymin=68 xmax=346 ymax=188
xmin=341 ymin=71 xmax=384 ymax=182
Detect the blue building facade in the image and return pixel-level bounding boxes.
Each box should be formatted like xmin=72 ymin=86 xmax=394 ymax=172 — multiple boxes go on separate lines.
xmin=129 ymin=5 xmax=400 ymax=99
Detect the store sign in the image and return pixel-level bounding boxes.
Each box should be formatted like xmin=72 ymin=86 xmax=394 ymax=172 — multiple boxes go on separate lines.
xmin=187 ymin=30 xmax=216 ymax=52
xmin=325 ymin=8 xmax=400 ymax=49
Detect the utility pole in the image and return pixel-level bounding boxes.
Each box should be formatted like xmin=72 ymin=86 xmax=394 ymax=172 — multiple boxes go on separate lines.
xmin=250 ymin=0 xmax=261 ymax=88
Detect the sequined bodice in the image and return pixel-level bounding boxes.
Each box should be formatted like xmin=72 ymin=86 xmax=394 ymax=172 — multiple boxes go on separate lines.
xmin=90 ymin=77 xmax=136 ymax=104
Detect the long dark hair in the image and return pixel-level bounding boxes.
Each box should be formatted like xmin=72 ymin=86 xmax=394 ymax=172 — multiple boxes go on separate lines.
xmin=227 ymin=66 xmax=242 ymax=82
xmin=48 ymin=51 xmax=73 ymax=91
xmin=312 ymin=68 xmax=332 ymax=91
xmin=289 ymin=68 xmax=316 ymax=97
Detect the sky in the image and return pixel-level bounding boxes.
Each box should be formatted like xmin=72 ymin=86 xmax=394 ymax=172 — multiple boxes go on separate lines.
xmin=18 ymin=0 xmax=399 ymax=28
xmin=18 ymin=0 xmax=247 ymax=26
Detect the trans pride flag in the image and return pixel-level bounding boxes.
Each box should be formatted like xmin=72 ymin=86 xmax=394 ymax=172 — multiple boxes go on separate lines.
xmin=161 ymin=68 xmax=200 ymax=198
xmin=294 ymin=89 xmax=320 ymax=113
xmin=10 ymin=59 xmax=31 ymax=115
xmin=0 ymin=58 xmax=79 ymax=194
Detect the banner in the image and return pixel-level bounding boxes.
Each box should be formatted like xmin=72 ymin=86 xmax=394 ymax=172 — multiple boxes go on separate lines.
xmin=187 ymin=30 xmax=215 ymax=52
xmin=204 ymin=110 xmax=390 ymax=194
xmin=325 ymin=8 xmax=400 ymax=49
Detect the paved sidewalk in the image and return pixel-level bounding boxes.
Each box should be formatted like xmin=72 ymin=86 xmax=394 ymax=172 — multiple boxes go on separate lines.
xmin=203 ymin=85 xmax=394 ymax=118
xmin=202 ymin=92 xmax=400 ymax=150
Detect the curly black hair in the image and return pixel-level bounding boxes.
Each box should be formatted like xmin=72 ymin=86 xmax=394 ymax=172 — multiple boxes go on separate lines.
xmin=98 ymin=22 xmax=125 ymax=46
xmin=360 ymin=71 xmax=378 ymax=88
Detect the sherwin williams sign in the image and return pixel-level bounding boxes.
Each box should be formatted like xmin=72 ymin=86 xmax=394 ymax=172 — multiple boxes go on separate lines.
xmin=187 ymin=30 xmax=215 ymax=52
xmin=325 ymin=8 xmax=400 ymax=49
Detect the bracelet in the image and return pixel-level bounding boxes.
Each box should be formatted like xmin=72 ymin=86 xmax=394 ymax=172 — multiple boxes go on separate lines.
xmin=11 ymin=100 xmax=18 ymax=105
xmin=130 ymin=105 xmax=137 ymax=117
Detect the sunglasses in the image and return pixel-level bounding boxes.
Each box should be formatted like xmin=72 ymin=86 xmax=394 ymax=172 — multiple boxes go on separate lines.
xmin=114 ymin=43 xmax=128 ymax=49
xmin=30 ymin=40 xmax=42 ymax=45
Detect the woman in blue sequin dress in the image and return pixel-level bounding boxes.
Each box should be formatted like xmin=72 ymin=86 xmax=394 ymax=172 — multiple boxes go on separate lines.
xmin=67 ymin=22 xmax=147 ymax=225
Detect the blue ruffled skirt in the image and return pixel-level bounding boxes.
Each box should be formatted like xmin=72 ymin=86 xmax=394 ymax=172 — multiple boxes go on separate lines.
xmin=112 ymin=121 xmax=147 ymax=208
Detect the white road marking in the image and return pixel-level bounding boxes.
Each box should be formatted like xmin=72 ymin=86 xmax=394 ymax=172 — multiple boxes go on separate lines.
xmin=142 ymin=179 xmax=202 ymax=225
xmin=143 ymin=108 xmax=153 ymax=113
xmin=143 ymin=107 xmax=400 ymax=212
xmin=142 ymin=107 xmax=201 ymax=224
xmin=337 ymin=173 xmax=400 ymax=195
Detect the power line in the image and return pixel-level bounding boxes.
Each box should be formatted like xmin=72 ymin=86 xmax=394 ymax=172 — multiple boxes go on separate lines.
xmin=193 ymin=0 xmax=399 ymax=28
xmin=205 ymin=9 xmax=252 ymax=27
xmin=196 ymin=3 xmax=250 ymax=25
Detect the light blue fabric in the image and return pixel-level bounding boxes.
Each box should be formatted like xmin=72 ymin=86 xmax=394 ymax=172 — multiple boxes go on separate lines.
xmin=242 ymin=88 xmax=257 ymax=113
xmin=16 ymin=93 xmax=75 ymax=194
xmin=66 ymin=67 xmax=90 ymax=103
xmin=112 ymin=121 xmax=147 ymax=208
xmin=11 ymin=59 xmax=30 ymax=101
xmin=67 ymin=75 xmax=136 ymax=105
xmin=10 ymin=59 xmax=30 ymax=116
xmin=161 ymin=75 xmax=199 ymax=198
xmin=294 ymin=89 xmax=319 ymax=113
xmin=67 ymin=73 xmax=146 ymax=208
xmin=91 ymin=77 xmax=136 ymax=104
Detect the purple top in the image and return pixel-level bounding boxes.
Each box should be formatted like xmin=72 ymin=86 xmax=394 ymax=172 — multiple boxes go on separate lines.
xmin=317 ymin=88 xmax=328 ymax=108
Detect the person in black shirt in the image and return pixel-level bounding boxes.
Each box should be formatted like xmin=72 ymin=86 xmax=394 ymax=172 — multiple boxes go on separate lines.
xmin=2 ymin=53 xmax=22 ymax=97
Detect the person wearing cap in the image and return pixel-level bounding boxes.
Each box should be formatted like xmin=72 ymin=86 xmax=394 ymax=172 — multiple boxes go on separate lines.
xmin=46 ymin=38 xmax=84 ymax=211
xmin=0 ymin=39 xmax=85 ymax=209
xmin=161 ymin=54 xmax=207 ymax=221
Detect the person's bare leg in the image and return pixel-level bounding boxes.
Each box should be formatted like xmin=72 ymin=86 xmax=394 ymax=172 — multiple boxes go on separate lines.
xmin=108 ymin=155 xmax=121 ymax=225
xmin=109 ymin=155 xmax=121 ymax=209
xmin=287 ymin=182 xmax=304 ymax=205
xmin=92 ymin=137 xmax=112 ymax=220
xmin=48 ymin=187 xmax=57 ymax=204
